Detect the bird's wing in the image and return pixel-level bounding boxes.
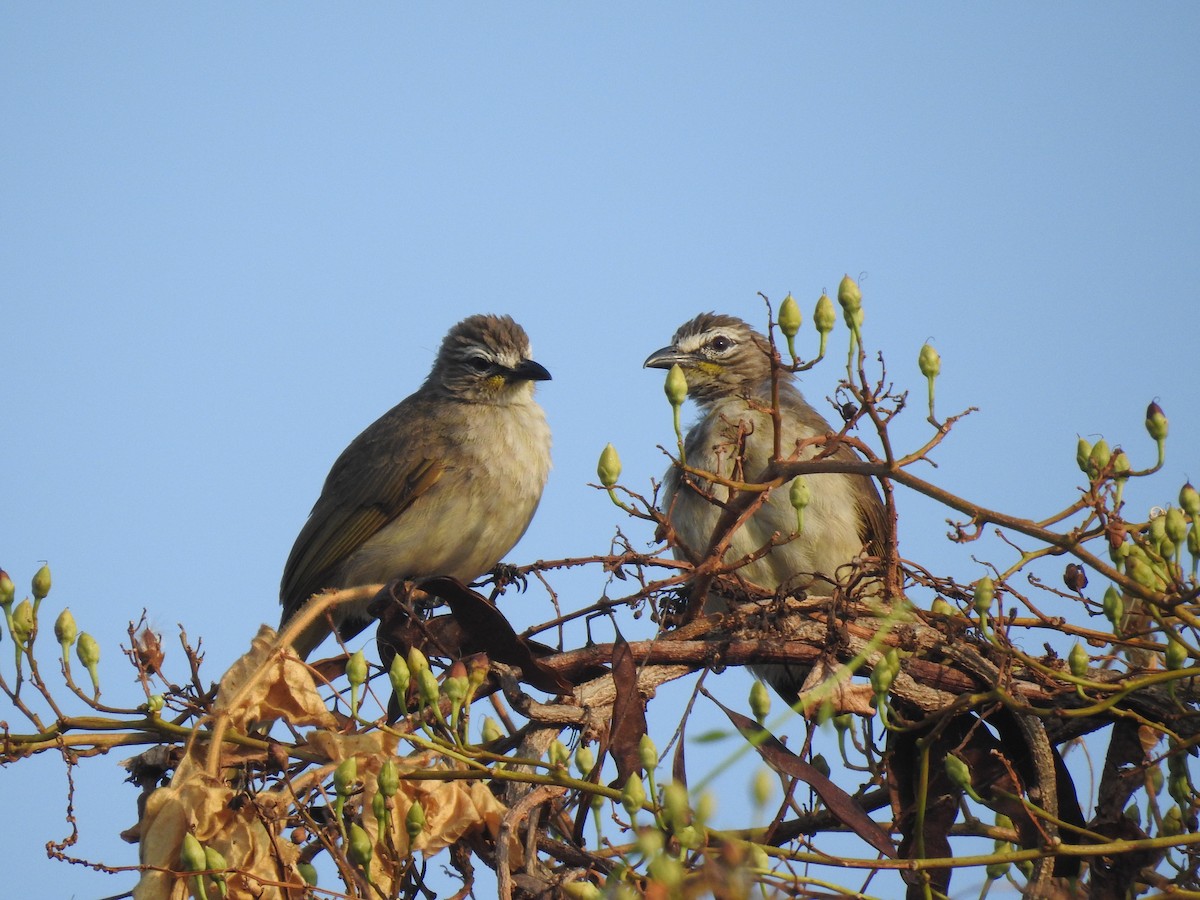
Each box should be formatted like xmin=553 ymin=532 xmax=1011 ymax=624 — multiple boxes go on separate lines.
xmin=279 ymin=412 xmax=448 ymax=615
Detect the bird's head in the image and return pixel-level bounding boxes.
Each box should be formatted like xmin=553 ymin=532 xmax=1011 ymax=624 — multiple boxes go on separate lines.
xmin=644 ymin=313 xmax=781 ymax=405
xmin=431 ymin=314 xmax=551 ymax=403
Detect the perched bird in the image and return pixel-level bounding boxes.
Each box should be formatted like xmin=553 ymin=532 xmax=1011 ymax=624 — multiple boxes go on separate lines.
xmin=280 ymin=314 xmax=552 ymax=660
xmin=645 ymin=312 xmax=887 ymax=703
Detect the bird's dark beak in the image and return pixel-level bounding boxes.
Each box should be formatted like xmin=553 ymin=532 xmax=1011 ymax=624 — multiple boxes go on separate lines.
xmin=512 ymin=359 xmax=552 ymax=382
xmin=643 ymin=346 xmax=686 ymax=370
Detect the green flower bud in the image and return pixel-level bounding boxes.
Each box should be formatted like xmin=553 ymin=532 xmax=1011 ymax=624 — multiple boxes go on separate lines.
xmin=1166 ymin=507 xmax=1188 ymax=547
xmin=333 ymin=757 xmax=358 ymax=798
xmin=378 ymin=759 xmax=399 ymax=799
xmin=406 ymin=646 xmax=430 ymax=678
xmin=1188 ymin=523 xmax=1199 ymax=574
xmin=944 ymin=753 xmax=984 ymax=803
xmin=1102 ymin=586 xmax=1124 ymax=629
xmin=813 ymin=293 xmax=836 ymax=335
xmin=574 ymin=744 xmax=596 ymax=776
xmin=636 ymin=826 xmax=664 ymax=858
xmin=371 ymin=790 xmax=387 ymax=833
xmin=778 ymin=293 xmax=802 ymax=338
xmin=647 ymin=851 xmax=683 ymax=888
xmin=749 ymin=680 xmax=771 ymax=723
xmin=930 ymin=598 xmax=955 ymax=616
xmin=77 ymin=632 xmax=101 ymax=691
xmin=1166 ymin=639 xmax=1188 ymax=671
xmin=406 ymin=800 xmax=426 ymax=841
xmin=1145 ymin=401 xmax=1168 ymax=442
xmin=973 ymin=577 xmax=995 ymax=617
xmin=180 ymin=832 xmax=207 ymax=873
xmin=751 ymin=767 xmax=774 ymax=808
xmin=1088 ymin=439 xmax=1111 ymax=478
xmin=147 ymin=694 xmax=164 ymax=716
xmin=664 ymin=363 xmax=688 ymax=408
xmin=443 ymin=672 xmax=469 ymax=716
xmin=1168 ymin=772 xmax=1192 ymax=807
xmin=416 ymin=668 xmax=441 ymax=709
xmin=297 ymin=861 xmax=318 ymax=885
xmin=919 ymin=342 xmax=940 ymax=416
xmin=0 ymin=570 xmax=14 ymax=610
xmin=480 ymin=716 xmax=503 ymax=744
xmin=54 ymin=607 xmax=77 ymax=651
xmin=1123 ymin=802 xmax=1141 ymax=826
xmin=870 ymin=657 xmax=895 ymax=697
xmin=918 ymin=342 xmax=940 ymax=379
xmin=597 ymin=443 xmax=621 ymax=489
xmin=837 ymin=274 xmax=862 ymax=314
xmin=11 ymin=598 xmax=34 ymax=644
xmin=1068 ymin=643 xmax=1089 ymax=678
xmin=986 ymin=860 xmax=1010 ymax=881
xmin=663 ymin=780 xmax=691 ymax=831
xmin=388 ymin=654 xmax=410 ymax=703
xmin=1076 ymin=437 xmax=1093 ymax=476
xmin=347 ymin=822 xmax=373 ymax=869
xmin=203 ymin=845 xmax=227 ymax=875
xmin=548 ymin=738 xmax=570 ymax=769
xmin=562 ymin=882 xmax=603 ymax=900
xmin=1112 ymin=449 xmax=1131 ymax=506
xmin=638 ymin=734 xmax=658 ymax=772
xmin=346 ymin=649 xmax=368 ymax=688
xmin=1162 ymin=804 xmax=1184 ymax=837
xmin=620 ymin=773 xmax=645 ymax=816
xmin=1182 ymin=482 xmax=1200 ymax=517
xmin=833 ymin=713 xmax=853 ymax=733
xmin=31 ymin=564 xmax=51 ymax=603
xmin=747 ymin=843 xmax=771 ymax=871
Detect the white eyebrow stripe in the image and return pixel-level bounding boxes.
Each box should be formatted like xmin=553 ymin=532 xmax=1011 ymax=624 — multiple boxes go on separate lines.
xmin=677 ymin=328 xmax=741 ymax=353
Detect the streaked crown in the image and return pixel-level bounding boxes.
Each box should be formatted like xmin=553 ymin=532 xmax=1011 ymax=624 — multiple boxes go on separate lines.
xmin=644 ymin=313 xmax=786 ymax=405
xmin=429 ymin=314 xmax=551 ymax=402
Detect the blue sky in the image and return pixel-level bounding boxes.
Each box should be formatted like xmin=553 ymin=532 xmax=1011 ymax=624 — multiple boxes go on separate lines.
xmin=4 ymin=6 xmax=1199 ymax=897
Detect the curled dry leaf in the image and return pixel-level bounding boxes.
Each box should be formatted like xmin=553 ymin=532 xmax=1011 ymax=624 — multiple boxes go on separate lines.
xmin=214 ymin=625 xmax=337 ymax=733
xmin=132 ymin=754 xmax=303 ymax=900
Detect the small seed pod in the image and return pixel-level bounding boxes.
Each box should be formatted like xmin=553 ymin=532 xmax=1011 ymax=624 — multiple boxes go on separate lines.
xmin=574 ymin=744 xmax=596 ymax=776
xmin=1102 ymin=586 xmax=1124 ymax=629
xmin=1076 ymin=437 xmax=1093 ymax=476
xmin=180 ymin=832 xmax=207 ymax=873
xmin=77 ymin=632 xmax=101 ymax=692
xmin=1166 ymin=639 xmax=1188 ymax=671
xmin=388 ymin=654 xmax=410 ymax=702
xmin=480 ymin=716 xmax=504 ymax=744
xmin=813 ymin=292 xmax=836 ymax=335
xmin=789 ymin=475 xmax=811 ymax=533
xmin=346 ymin=650 xmax=368 ymax=688
xmin=333 ymin=757 xmax=358 ymax=798
xmin=11 ymin=598 xmax=34 ymax=644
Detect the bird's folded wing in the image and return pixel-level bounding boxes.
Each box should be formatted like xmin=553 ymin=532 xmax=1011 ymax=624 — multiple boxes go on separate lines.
xmin=280 ymin=456 xmax=446 ymax=610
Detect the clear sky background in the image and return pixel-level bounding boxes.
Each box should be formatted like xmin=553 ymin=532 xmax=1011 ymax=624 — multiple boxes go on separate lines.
xmin=3 ymin=6 xmax=1198 ymax=897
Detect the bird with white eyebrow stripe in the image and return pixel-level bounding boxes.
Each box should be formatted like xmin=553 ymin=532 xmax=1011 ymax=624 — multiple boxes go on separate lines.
xmin=645 ymin=312 xmax=888 ymax=705
xmin=279 ymin=314 xmax=552 ymax=661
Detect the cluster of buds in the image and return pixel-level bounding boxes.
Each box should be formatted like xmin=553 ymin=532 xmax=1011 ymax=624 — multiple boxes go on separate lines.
xmin=180 ymin=832 xmax=228 ymax=900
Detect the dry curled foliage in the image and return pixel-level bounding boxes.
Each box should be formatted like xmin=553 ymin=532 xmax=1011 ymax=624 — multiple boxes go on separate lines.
xmin=3 ymin=292 xmax=1199 ymax=899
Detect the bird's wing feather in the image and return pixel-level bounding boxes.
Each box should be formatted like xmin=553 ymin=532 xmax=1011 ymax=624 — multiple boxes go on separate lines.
xmin=280 ymin=407 xmax=449 ymax=612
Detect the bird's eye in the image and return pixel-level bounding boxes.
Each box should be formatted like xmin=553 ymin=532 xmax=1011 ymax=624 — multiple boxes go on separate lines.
xmin=466 ymin=356 xmax=492 ymax=373
xmin=710 ymin=336 xmax=733 ymax=353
